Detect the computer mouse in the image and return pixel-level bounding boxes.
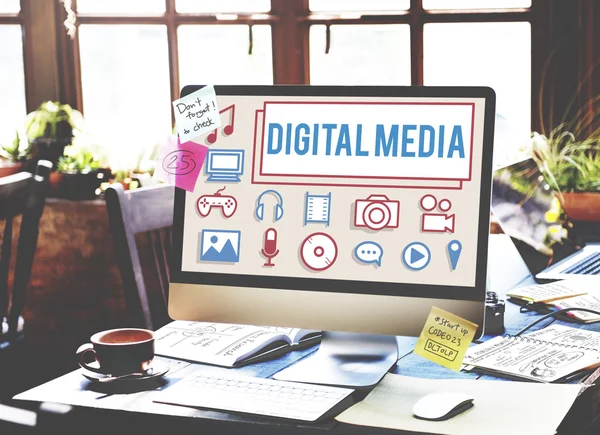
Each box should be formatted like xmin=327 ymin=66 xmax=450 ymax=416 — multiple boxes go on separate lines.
xmin=412 ymin=391 xmax=474 ymax=421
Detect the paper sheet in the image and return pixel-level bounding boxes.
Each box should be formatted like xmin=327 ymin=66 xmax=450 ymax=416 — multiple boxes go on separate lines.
xmin=335 ymin=373 xmax=580 ymax=435
xmin=13 ymin=358 xmax=197 ymax=416
xmin=153 ymin=135 xmax=208 ymax=192
xmin=506 ymin=279 xmax=588 ymax=303
xmin=413 ymin=306 xmax=478 ymax=371
xmin=524 ymin=324 xmax=600 ymax=348
xmin=172 ymin=85 xmax=221 ymax=143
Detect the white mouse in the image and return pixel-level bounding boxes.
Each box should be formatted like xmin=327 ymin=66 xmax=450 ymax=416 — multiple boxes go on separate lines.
xmin=412 ymin=391 xmax=474 ymax=421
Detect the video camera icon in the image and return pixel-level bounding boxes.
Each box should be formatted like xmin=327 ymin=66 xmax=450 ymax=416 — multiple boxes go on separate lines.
xmin=420 ymin=194 xmax=455 ymax=233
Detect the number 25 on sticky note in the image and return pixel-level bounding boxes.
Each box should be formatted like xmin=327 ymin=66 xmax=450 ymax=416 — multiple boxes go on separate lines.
xmin=413 ymin=306 xmax=478 ymax=371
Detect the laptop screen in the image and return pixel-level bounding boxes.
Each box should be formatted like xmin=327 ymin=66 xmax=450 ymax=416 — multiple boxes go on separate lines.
xmin=491 ymin=158 xmax=557 ymax=256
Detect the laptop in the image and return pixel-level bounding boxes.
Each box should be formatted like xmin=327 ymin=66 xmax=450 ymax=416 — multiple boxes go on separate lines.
xmin=491 ymin=158 xmax=600 ymax=281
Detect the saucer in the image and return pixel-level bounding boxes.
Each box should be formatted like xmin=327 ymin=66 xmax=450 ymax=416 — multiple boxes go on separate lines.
xmin=80 ymin=361 xmax=169 ymax=384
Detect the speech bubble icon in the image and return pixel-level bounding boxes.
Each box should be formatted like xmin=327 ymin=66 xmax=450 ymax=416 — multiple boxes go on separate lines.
xmin=354 ymin=241 xmax=384 ymax=267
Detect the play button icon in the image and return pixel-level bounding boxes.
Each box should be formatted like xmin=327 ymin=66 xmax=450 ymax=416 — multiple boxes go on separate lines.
xmin=402 ymin=242 xmax=431 ymax=271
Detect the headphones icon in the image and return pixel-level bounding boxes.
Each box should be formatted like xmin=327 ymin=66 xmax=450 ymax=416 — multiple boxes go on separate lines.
xmin=255 ymin=190 xmax=284 ymax=222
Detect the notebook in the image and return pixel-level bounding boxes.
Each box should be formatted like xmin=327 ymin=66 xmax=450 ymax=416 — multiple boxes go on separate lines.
xmin=463 ymin=324 xmax=600 ymax=382
xmin=507 ymin=278 xmax=600 ymax=322
xmin=153 ymin=321 xmax=320 ymax=367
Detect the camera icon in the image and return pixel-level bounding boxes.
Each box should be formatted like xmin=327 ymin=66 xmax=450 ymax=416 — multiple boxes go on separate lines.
xmin=354 ymin=194 xmax=400 ymax=231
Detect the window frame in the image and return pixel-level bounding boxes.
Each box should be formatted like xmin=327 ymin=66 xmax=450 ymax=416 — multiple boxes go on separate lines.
xmin=56 ymin=0 xmax=553 ymax=132
xmin=0 ymin=2 xmax=28 ymax=111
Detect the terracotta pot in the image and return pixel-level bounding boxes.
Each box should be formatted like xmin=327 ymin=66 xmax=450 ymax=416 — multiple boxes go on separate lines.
xmin=49 ymin=171 xmax=64 ymax=193
xmin=557 ymin=192 xmax=600 ymax=222
xmin=0 ymin=160 xmax=23 ymax=178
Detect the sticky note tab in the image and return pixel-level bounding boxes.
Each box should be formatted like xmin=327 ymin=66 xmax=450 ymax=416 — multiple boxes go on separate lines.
xmin=154 ymin=135 xmax=208 ymax=192
xmin=413 ymin=306 xmax=478 ymax=371
xmin=172 ymin=85 xmax=222 ymax=143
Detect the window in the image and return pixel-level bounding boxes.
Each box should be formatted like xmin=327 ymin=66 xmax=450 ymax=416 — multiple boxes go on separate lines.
xmin=67 ymin=0 xmax=534 ymax=169
xmin=305 ymin=0 xmax=532 ymax=164
xmin=0 ymin=3 xmax=26 ymax=147
xmin=423 ymin=0 xmax=531 ymax=9
xmin=176 ymin=0 xmax=270 ymax=13
xmin=178 ymin=25 xmax=273 ymax=86
xmin=72 ymin=0 xmax=273 ymax=170
xmin=309 ymin=25 xmax=411 ymax=85
xmin=423 ymin=22 xmax=531 ymax=165
xmin=78 ymin=25 xmax=172 ymax=169
xmin=76 ymin=0 xmax=166 ymax=15
xmin=309 ymin=0 xmax=410 ymax=13
xmin=2 ymin=0 xmax=20 ymax=14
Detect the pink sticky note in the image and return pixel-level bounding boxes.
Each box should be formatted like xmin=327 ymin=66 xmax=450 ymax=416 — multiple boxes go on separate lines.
xmin=154 ymin=136 xmax=208 ymax=192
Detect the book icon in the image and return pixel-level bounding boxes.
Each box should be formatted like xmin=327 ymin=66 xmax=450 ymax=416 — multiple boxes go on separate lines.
xmin=199 ymin=229 xmax=241 ymax=263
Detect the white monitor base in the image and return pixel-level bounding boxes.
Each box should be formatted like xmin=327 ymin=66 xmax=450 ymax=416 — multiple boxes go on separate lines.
xmin=273 ymin=331 xmax=399 ymax=389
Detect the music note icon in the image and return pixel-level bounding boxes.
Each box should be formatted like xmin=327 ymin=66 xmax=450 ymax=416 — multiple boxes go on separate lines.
xmin=207 ymin=104 xmax=235 ymax=145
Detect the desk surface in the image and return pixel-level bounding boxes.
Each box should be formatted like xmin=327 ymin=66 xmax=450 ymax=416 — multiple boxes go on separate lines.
xmin=13 ymin=235 xmax=600 ymax=435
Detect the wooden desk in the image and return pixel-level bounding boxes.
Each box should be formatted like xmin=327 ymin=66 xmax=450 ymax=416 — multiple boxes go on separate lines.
xmin=12 ymin=235 xmax=600 ymax=435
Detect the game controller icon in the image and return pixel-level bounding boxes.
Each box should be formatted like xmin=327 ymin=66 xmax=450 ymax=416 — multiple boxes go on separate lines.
xmin=197 ymin=186 xmax=238 ymax=218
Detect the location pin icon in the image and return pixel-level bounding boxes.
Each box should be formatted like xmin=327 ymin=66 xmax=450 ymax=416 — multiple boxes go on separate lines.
xmin=447 ymin=240 xmax=462 ymax=271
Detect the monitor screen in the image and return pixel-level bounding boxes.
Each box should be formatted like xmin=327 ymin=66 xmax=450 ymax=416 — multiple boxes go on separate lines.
xmin=491 ymin=157 xmax=556 ymax=256
xmin=206 ymin=150 xmax=244 ymax=173
xmin=169 ymin=85 xmax=495 ymax=336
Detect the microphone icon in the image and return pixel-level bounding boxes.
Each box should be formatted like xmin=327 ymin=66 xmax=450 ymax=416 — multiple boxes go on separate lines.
xmin=261 ymin=228 xmax=279 ymax=267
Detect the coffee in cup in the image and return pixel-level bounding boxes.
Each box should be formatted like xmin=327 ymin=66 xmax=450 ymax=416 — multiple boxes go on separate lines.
xmin=76 ymin=328 xmax=155 ymax=376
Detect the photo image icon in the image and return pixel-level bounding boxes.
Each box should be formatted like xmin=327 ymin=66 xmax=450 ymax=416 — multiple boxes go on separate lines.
xmin=354 ymin=241 xmax=383 ymax=267
xmin=199 ymin=229 xmax=241 ymax=263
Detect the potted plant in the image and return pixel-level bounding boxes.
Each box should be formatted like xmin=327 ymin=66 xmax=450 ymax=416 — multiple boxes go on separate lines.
xmin=55 ymin=142 xmax=104 ymax=200
xmin=24 ymin=101 xmax=84 ymax=169
xmin=532 ymin=110 xmax=600 ymax=222
xmin=0 ymin=130 xmax=31 ymax=177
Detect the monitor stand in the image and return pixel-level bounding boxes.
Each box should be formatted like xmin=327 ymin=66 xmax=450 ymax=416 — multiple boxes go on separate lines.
xmin=272 ymin=331 xmax=398 ymax=389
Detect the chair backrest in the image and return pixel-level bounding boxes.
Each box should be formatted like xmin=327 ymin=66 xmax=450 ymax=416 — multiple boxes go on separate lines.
xmin=105 ymin=183 xmax=175 ymax=330
xmin=0 ymin=160 xmax=52 ymax=336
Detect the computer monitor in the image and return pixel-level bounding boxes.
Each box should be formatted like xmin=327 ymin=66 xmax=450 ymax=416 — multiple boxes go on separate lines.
xmin=205 ymin=149 xmax=244 ymax=183
xmin=169 ymin=85 xmax=496 ymax=387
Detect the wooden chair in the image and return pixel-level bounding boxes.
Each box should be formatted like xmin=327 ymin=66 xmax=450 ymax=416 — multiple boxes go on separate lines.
xmin=105 ymin=183 xmax=175 ymax=331
xmin=0 ymin=160 xmax=52 ymax=344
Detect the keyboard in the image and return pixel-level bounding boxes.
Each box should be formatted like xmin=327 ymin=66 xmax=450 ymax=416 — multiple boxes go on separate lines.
xmin=155 ymin=369 xmax=355 ymax=422
xmin=564 ymin=252 xmax=600 ymax=275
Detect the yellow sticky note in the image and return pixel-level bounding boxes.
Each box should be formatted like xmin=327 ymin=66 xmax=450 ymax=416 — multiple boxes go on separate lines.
xmin=413 ymin=306 xmax=478 ymax=371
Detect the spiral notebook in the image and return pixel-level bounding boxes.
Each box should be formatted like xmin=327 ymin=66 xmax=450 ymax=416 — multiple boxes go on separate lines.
xmin=463 ymin=324 xmax=600 ymax=382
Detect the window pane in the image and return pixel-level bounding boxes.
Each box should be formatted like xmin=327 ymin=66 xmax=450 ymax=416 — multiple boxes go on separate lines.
xmin=310 ymin=25 xmax=410 ymax=85
xmin=0 ymin=0 xmax=20 ymax=13
xmin=0 ymin=25 xmax=26 ymax=146
xmin=424 ymin=22 xmax=531 ymax=165
xmin=178 ymin=25 xmax=273 ymax=85
xmin=77 ymin=0 xmax=165 ymax=14
xmin=79 ymin=25 xmax=171 ymax=170
xmin=309 ymin=0 xmax=409 ymax=13
xmin=176 ymin=0 xmax=270 ymax=13
xmin=423 ymin=0 xmax=530 ymax=9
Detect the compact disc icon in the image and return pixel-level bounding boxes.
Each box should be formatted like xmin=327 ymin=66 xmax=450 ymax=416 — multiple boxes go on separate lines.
xmin=300 ymin=232 xmax=338 ymax=271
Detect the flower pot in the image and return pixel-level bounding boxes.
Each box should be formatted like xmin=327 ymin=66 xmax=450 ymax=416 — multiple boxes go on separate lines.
xmin=29 ymin=137 xmax=72 ymax=169
xmin=557 ymin=192 xmax=600 ymax=222
xmin=0 ymin=160 xmax=23 ymax=178
xmin=59 ymin=171 xmax=102 ymax=200
xmin=49 ymin=171 xmax=64 ymax=194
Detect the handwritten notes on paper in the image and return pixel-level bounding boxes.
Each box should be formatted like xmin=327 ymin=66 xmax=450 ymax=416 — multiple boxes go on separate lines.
xmin=154 ymin=135 xmax=208 ymax=192
xmin=172 ymin=85 xmax=222 ymax=143
xmin=414 ymin=306 xmax=478 ymax=371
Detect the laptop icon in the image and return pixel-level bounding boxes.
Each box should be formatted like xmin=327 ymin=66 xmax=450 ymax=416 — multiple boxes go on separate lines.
xmin=205 ymin=149 xmax=245 ymax=183
xmin=492 ymin=157 xmax=600 ymax=281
